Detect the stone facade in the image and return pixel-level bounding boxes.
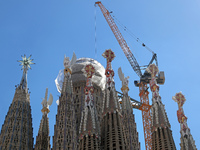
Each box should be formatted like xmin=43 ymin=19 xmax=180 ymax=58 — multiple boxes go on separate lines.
xmin=0 ymin=55 xmax=34 ymax=150
xmin=121 ymin=87 xmax=140 ymax=150
xmin=118 ymin=67 xmax=140 ymax=150
xmin=35 ymin=114 xmax=51 ymax=150
xmin=101 ymin=50 xmax=127 ymax=150
xmin=35 ymin=88 xmax=52 ymax=150
xmin=147 ymin=64 xmax=176 ymax=150
xmin=78 ymin=64 xmax=100 ymax=150
xmin=0 ymin=87 xmax=34 ymax=150
xmin=173 ymin=92 xmax=197 ymax=150
xmin=52 ymin=62 xmax=78 ymax=150
xmin=1 ymin=55 xmax=190 ymax=150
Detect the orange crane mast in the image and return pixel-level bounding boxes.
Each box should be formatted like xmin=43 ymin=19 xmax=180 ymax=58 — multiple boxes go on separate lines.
xmin=95 ymin=1 xmax=152 ymax=150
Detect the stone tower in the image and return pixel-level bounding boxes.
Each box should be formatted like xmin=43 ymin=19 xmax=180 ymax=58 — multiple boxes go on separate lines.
xmin=35 ymin=88 xmax=53 ymax=150
xmin=53 ymin=53 xmax=78 ymax=150
xmin=70 ymin=57 xmax=105 ymax=149
xmin=118 ymin=67 xmax=140 ymax=150
xmin=78 ymin=64 xmax=100 ymax=150
xmin=172 ymin=92 xmax=197 ymax=150
xmin=0 ymin=55 xmax=34 ymax=150
xmin=147 ymin=64 xmax=176 ymax=150
xmin=101 ymin=49 xmax=127 ymax=150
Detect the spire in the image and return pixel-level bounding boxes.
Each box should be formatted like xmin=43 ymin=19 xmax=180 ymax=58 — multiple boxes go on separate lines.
xmin=0 ymin=55 xmax=34 ymax=149
xmin=35 ymin=88 xmax=53 ymax=150
xmin=172 ymin=92 xmax=197 ymax=150
xmin=147 ymin=64 xmax=176 ymax=149
xmin=118 ymin=67 xmax=140 ymax=150
xmin=102 ymin=49 xmax=120 ymax=113
xmin=101 ymin=49 xmax=127 ymax=150
xmin=53 ymin=53 xmax=78 ymax=150
xmin=118 ymin=67 xmax=132 ymax=113
xmin=17 ymin=55 xmax=35 ymax=92
xmin=147 ymin=64 xmax=170 ymax=127
xmin=78 ymin=64 xmax=100 ymax=150
xmin=41 ymin=88 xmax=53 ymax=115
xmin=55 ymin=52 xmax=77 ymax=94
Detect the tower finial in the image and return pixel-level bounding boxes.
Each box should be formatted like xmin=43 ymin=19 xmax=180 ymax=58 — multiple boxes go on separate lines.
xmin=79 ymin=64 xmax=97 ymax=134
xmin=147 ymin=64 xmax=177 ymax=149
xmin=17 ymin=55 xmax=35 ymax=91
xmin=55 ymin=52 xmax=77 ymax=93
xmin=41 ymin=88 xmax=53 ymax=114
xmin=18 ymin=54 xmax=35 ymax=70
xmin=172 ymin=92 xmax=197 ymax=150
xmin=102 ymin=49 xmax=115 ymax=90
xmin=118 ymin=67 xmax=129 ymax=92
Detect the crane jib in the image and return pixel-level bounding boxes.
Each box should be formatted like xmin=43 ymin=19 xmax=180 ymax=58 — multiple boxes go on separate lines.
xmin=96 ymin=2 xmax=153 ymax=150
xmin=98 ymin=4 xmax=142 ymax=77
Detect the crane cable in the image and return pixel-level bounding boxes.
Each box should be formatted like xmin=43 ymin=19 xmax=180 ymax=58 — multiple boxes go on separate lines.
xmin=94 ymin=5 xmax=97 ymax=59
xmin=95 ymin=3 xmax=156 ymax=65
xmin=112 ymin=14 xmax=155 ymax=54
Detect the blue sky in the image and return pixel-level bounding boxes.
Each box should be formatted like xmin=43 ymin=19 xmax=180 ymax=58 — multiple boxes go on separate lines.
xmin=0 ymin=0 xmax=199 ymax=149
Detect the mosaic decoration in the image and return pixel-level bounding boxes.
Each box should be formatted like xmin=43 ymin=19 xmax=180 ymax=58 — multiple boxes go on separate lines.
xmin=80 ymin=64 xmax=97 ymax=132
xmin=102 ymin=49 xmax=115 ymax=62
xmin=147 ymin=64 xmax=177 ymax=149
xmin=148 ymin=65 xmax=166 ymax=124
xmin=101 ymin=49 xmax=127 ymax=150
xmin=102 ymin=49 xmax=118 ymax=109
xmin=146 ymin=63 xmax=159 ymax=78
xmin=147 ymin=64 xmax=160 ymax=102
xmin=172 ymin=92 xmax=197 ymax=150
xmin=78 ymin=64 xmax=100 ymax=149
xmin=172 ymin=92 xmax=187 ymax=124
xmin=102 ymin=49 xmax=115 ymax=89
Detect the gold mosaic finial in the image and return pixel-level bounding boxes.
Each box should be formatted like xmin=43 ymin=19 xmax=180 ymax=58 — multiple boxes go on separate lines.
xmin=146 ymin=64 xmax=159 ymax=78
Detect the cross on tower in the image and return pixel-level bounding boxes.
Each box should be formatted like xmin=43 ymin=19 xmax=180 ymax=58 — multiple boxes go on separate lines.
xmin=102 ymin=49 xmax=115 ymax=62
xmin=147 ymin=64 xmax=159 ymax=78
xmin=85 ymin=64 xmax=95 ymax=78
xmin=172 ymin=92 xmax=187 ymax=124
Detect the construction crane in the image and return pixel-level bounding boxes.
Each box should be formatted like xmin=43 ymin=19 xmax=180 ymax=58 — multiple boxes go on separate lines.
xmin=117 ymin=91 xmax=151 ymax=112
xmin=95 ymin=2 xmax=165 ymax=150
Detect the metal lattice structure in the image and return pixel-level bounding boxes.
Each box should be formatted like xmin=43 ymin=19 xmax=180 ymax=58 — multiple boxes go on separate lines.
xmin=95 ymin=2 xmax=142 ymax=78
xmin=139 ymin=82 xmax=152 ymax=150
xmin=95 ymin=2 xmax=152 ymax=149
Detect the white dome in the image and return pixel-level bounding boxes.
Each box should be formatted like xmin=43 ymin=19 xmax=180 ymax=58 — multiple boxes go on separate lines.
xmin=71 ymin=58 xmax=106 ymax=90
